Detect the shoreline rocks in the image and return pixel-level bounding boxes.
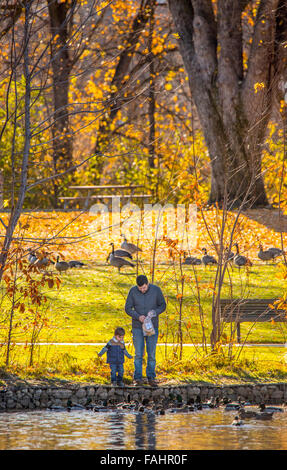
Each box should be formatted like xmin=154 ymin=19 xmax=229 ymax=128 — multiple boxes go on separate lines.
xmin=0 ymin=382 xmax=286 ymax=411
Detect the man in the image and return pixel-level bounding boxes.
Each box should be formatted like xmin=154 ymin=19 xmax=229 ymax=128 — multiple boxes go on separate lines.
xmin=125 ymin=274 xmax=166 ymax=387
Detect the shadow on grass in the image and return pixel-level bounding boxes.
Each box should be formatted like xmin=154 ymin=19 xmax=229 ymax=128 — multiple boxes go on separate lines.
xmin=241 ymin=207 xmax=287 ymax=233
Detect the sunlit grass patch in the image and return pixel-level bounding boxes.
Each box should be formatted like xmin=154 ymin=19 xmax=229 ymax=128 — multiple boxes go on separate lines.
xmin=0 ymin=344 xmax=286 ymax=386
xmin=1 ymin=263 xmax=287 ymax=345
xmin=1 ymin=209 xmax=287 ymax=383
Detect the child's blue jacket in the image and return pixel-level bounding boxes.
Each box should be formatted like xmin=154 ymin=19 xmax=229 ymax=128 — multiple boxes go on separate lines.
xmin=98 ymin=337 xmax=132 ymax=364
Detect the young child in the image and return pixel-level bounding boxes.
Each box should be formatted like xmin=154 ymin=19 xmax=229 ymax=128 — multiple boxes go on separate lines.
xmin=98 ymin=327 xmax=133 ymax=386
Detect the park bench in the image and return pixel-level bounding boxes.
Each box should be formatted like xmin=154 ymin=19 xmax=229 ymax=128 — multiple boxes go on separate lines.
xmin=219 ymin=298 xmax=287 ymax=343
xmin=59 ymin=185 xmax=152 ymax=209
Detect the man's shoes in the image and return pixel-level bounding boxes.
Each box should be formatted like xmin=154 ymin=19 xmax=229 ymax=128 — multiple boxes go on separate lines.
xmin=133 ymin=379 xmax=144 ymax=386
xmin=148 ymin=379 xmax=158 ymax=388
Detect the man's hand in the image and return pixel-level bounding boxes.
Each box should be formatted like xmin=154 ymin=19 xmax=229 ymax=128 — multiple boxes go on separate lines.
xmin=139 ymin=315 xmax=145 ymax=323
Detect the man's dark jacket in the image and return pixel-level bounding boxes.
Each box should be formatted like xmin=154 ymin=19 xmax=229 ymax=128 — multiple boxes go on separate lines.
xmin=125 ymin=284 xmax=166 ymax=329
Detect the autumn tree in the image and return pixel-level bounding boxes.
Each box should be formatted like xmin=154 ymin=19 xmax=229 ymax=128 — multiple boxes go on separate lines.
xmin=90 ymin=0 xmax=156 ymax=182
xmin=168 ymin=0 xmax=287 ymax=208
xmin=0 ymin=0 xmax=25 ymax=39
xmin=47 ymin=0 xmax=76 ymax=201
xmin=47 ymin=0 xmax=108 ymax=205
xmin=0 ymin=0 xmax=33 ymax=282
xmin=89 ymin=0 xmax=188 ymax=192
xmin=0 ymin=0 xmax=110 ymax=275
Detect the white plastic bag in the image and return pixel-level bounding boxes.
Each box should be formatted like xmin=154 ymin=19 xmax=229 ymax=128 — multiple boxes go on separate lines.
xmin=142 ymin=310 xmax=156 ymax=336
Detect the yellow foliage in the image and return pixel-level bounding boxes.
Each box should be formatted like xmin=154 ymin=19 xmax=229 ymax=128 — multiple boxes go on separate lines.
xmin=86 ymin=80 xmax=103 ymax=100
xmin=254 ymin=82 xmax=265 ymax=93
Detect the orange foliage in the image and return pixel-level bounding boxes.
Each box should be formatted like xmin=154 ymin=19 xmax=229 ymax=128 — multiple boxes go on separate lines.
xmin=0 ymin=207 xmax=286 ymax=264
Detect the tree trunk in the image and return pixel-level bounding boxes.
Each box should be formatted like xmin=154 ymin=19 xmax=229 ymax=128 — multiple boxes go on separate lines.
xmin=47 ymin=0 xmax=75 ymax=206
xmin=148 ymin=0 xmax=156 ymax=171
xmin=0 ymin=1 xmax=32 ymax=282
xmin=0 ymin=170 xmax=3 ymax=209
xmin=168 ymin=0 xmax=286 ymax=208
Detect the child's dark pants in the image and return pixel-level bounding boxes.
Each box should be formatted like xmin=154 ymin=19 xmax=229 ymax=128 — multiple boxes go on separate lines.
xmin=110 ymin=363 xmax=124 ymax=383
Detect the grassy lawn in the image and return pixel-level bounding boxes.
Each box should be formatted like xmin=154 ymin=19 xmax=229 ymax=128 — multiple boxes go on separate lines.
xmin=1 ymin=261 xmax=286 ymax=344
xmin=0 ymin=261 xmax=286 ymax=386
xmin=1 ymin=343 xmax=286 ymax=386
xmin=1 ymin=206 xmax=287 ymax=385
xmin=15 ymin=261 xmax=286 ymax=344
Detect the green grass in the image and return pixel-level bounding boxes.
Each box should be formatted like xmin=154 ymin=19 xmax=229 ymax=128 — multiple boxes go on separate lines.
xmin=32 ymin=263 xmax=287 ymax=343
xmin=0 ymin=261 xmax=286 ymax=384
xmin=0 ymin=343 xmax=286 ymax=386
xmin=1 ymin=261 xmax=287 ymax=344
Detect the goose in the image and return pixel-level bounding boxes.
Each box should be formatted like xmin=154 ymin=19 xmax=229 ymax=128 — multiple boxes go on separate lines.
xmin=258 ymin=244 xmax=273 ymax=263
xmin=55 ymin=256 xmax=70 ymax=273
xmin=68 ymin=260 xmax=86 ymax=268
xmin=224 ymin=247 xmax=234 ymax=263
xmin=108 ymin=244 xmax=135 ymax=273
xmin=34 ymin=252 xmax=51 ymax=268
xmin=106 ymin=242 xmax=133 ymax=261
xmin=27 ymin=249 xmax=37 ymax=265
xmin=266 ymin=247 xmax=284 ymax=259
xmin=121 ymin=234 xmax=142 ymax=255
xmin=233 ymin=243 xmax=252 ymax=268
xmin=201 ymin=248 xmax=217 ymax=266
xmin=183 ymin=254 xmax=201 ymax=265
xmin=28 ymin=249 xmax=51 ymax=268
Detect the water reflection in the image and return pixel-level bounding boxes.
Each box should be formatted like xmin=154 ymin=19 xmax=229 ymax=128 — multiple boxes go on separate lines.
xmin=135 ymin=413 xmax=156 ymax=449
xmin=107 ymin=412 xmax=125 ymax=449
xmin=0 ymin=408 xmax=286 ymax=450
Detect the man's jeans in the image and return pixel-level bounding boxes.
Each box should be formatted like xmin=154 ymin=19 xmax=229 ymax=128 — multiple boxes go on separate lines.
xmin=109 ymin=363 xmax=124 ymax=383
xmin=132 ymin=327 xmax=158 ymax=380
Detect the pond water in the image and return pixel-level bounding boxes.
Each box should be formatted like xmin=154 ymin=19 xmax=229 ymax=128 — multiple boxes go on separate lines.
xmin=0 ymin=408 xmax=286 ymax=450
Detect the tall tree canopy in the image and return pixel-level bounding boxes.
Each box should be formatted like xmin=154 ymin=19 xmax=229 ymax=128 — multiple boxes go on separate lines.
xmin=168 ymin=0 xmax=287 ymax=208
xmin=1 ymin=1 xmax=287 ymax=210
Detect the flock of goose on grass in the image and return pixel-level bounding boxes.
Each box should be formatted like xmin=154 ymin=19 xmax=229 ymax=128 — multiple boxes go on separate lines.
xmin=27 ymin=235 xmax=284 ymax=274
xmin=105 ymin=234 xmax=141 ymax=273
xmin=27 ymin=234 xmax=141 ymax=274
xmin=183 ymin=242 xmax=284 ymax=268
xmin=27 ymin=249 xmax=85 ymax=273
xmin=106 ymin=237 xmax=284 ymax=272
